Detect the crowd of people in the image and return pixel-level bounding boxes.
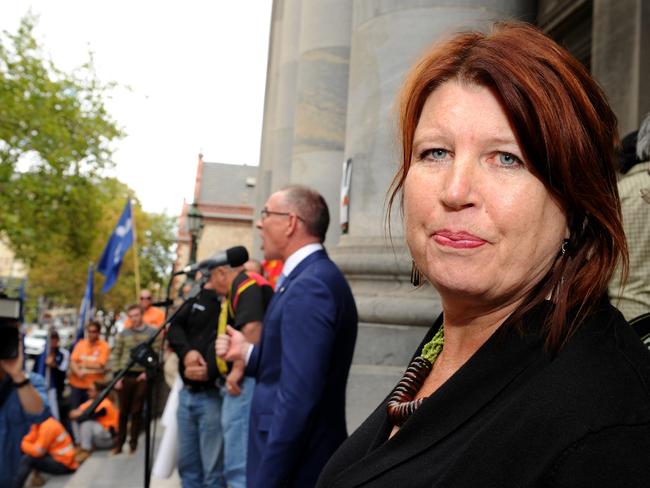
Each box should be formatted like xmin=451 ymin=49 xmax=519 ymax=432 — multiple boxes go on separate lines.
xmin=2 ymin=20 xmax=650 ymax=488
xmin=0 ymin=289 xmax=167 ymax=486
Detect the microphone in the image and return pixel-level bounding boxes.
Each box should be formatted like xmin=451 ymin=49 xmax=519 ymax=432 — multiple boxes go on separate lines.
xmin=174 ymin=246 xmax=249 ymax=275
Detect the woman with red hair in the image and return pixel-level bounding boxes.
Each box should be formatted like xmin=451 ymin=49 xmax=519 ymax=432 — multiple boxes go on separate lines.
xmin=318 ymin=22 xmax=650 ymax=487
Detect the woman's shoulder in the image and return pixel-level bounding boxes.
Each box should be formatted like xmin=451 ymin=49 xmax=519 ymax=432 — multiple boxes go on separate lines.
xmin=539 ymin=303 xmax=650 ymax=420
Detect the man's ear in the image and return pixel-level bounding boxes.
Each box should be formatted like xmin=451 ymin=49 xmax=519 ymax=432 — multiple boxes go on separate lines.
xmin=284 ymin=213 xmax=299 ymax=237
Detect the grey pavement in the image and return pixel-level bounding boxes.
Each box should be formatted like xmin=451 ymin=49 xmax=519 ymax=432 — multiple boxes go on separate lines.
xmin=27 ymin=430 xmax=180 ymax=488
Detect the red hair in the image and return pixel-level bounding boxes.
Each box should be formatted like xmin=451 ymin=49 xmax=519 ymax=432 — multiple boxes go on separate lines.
xmin=388 ymin=22 xmax=627 ymax=351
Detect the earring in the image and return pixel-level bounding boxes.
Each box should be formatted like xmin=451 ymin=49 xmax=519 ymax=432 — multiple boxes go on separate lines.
xmin=410 ymin=260 xmax=422 ymax=287
xmin=561 ymin=238 xmax=569 ymax=256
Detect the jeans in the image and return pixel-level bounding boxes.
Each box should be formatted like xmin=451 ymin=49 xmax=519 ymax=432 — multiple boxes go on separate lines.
xmin=13 ymin=454 xmax=74 ymax=488
xmin=72 ymin=420 xmax=114 ymax=451
xmin=221 ymin=376 xmax=255 ymax=488
xmin=177 ymin=387 xmax=226 ymax=488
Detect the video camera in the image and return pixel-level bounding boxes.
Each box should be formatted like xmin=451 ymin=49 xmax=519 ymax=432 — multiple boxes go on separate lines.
xmin=0 ymin=295 xmax=22 ymax=360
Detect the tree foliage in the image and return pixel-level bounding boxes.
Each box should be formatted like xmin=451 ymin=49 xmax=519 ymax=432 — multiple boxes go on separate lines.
xmin=0 ymin=14 xmax=122 ymax=264
xmin=0 ymin=15 xmax=176 ymax=315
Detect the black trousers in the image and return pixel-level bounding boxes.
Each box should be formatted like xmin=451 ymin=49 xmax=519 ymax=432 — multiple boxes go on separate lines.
xmin=117 ymin=374 xmax=147 ymax=450
xmin=13 ymin=454 xmax=74 ymax=488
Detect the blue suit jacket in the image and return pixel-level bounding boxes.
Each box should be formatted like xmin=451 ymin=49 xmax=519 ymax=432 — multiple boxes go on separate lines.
xmin=246 ymin=249 xmax=358 ymax=487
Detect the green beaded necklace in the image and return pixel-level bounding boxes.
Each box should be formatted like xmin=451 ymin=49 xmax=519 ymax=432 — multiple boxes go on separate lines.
xmin=421 ymin=325 xmax=445 ymax=363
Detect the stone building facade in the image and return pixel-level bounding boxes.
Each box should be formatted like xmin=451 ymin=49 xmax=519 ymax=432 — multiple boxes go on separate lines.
xmin=253 ymin=0 xmax=650 ymax=429
xmin=175 ymin=155 xmax=258 ymax=278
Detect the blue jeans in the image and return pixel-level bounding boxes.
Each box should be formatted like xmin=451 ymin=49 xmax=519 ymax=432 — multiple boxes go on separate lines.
xmin=221 ymin=376 xmax=255 ymax=488
xmin=177 ymin=388 xmax=226 ymax=488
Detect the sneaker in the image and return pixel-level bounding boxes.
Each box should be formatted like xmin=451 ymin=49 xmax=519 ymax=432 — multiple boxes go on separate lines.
xmin=29 ymin=471 xmax=45 ymax=487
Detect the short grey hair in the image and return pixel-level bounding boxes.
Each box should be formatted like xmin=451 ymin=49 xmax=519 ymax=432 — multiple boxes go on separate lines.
xmin=281 ymin=185 xmax=330 ymax=242
xmin=638 ymin=113 xmax=650 ymax=161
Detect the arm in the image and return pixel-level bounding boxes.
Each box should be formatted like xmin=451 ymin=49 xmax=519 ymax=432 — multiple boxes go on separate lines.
xmin=21 ymin=424 xmax=47 ymax=458
xmin=166 ymin=301 xmax=193 ymax=361
xmin=257 ymin=276 xmax=338 ymax=485
xmin=1 ymin=342 xmax=47 ymax=415
xmin=69 ymin=343 xmax=83 ymax=377
xmin=111 ymin=333 xmax=124 ymax=374
xmin=241 ymin=321 xmax=262 ymax=345
xmin=233 ymin=282 xmax=265 ymax=345
xmin=85 ymin=341 xmax=110 ymax=371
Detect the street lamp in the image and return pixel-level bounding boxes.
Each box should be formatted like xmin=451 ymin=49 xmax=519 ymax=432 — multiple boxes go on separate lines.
xmin=187 ymin=202 xmax=203 ymax=265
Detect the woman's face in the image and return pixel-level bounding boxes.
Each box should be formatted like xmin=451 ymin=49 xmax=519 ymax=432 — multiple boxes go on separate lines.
xmin=404 ymin=81 xmax=568 ymax=310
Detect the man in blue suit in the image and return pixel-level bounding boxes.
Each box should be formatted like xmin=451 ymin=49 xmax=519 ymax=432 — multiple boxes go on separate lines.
xmin=217 ymin=185 xmax=358 ymax=487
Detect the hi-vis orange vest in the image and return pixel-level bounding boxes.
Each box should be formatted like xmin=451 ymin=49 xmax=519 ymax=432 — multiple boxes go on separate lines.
xmin=78 ymin=397 xmax=119 ymax=433
xmin=21 ymin=417 xmax=78 ymax=470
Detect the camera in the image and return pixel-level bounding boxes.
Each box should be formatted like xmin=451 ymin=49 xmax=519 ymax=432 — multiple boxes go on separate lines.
xmin=0 ymin=296 xmax=22 ymax=360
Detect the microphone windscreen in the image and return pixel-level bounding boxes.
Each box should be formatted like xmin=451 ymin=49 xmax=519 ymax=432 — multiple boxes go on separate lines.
xmin=226 ymin=246 xmax=249 ymax=267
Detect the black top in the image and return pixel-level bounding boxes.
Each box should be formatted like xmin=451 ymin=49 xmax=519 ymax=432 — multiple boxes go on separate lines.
xmin=167 ymin=287 xmax=221 ymax=389
xmin=317 ymin=300 xmax=650 ymax=488
xmin=228 ymin=271 xmax=274 ymax=329
xmin=49 ymin=347 xmax=68 ymax=394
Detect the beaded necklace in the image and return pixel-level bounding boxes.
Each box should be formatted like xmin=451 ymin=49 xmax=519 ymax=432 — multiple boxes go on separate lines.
xmin=386 ymin=326 xmax=444 ymax=426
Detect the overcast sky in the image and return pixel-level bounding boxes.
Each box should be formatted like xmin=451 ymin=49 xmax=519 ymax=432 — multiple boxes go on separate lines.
xmin=1 ymin=1 xmax=273 ymax=215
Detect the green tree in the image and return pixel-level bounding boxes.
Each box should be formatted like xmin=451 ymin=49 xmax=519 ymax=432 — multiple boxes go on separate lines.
xmin=27 ymin=177 xmax=176 ymax=313
xmin=0 ymin=14 xmax=122 ymax=265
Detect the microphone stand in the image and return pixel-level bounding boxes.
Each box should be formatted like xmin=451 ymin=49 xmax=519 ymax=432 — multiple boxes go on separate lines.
xmin=78 ymin=274 xmax=207 ymax=488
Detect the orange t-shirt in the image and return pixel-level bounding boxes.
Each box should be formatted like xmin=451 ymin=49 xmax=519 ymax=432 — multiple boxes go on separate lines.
xmin=21 ymin=417 xmax=78 ymax=470
xmin=69 ymin=338 xmax=110 ymax=389
xmin=78 ymin=398 xmax=119 ymax=433
xmin=123 ymin=306 xmax=165 ymax=329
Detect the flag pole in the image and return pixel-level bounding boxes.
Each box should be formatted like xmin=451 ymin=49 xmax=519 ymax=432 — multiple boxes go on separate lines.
xmin=130 ymin=199 xmax=141 ymax=300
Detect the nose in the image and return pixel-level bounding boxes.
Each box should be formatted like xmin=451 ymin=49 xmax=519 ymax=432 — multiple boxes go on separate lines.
xmin=255 ymin=218 xmax=263 ymax=229
xmin=440 ymin=156 xmax=476 ymax=210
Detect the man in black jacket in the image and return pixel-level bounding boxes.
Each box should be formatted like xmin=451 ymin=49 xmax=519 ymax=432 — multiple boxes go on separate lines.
xmin=167 ymin=277 xmax=225 ymax=488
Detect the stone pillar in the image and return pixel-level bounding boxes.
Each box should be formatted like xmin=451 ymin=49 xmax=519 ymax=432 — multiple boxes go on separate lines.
xmin=333 ymin=0 xmax=537 ymax=431
xmin=269 ymin=0 xmax=302 ymax=192
xmin=289 ymin=0 xmax=353 ymax=246
xmin=253 ymin=0 xmax=285 ymax=258
xmin=592 ymin=0 xmax=650 ymax=135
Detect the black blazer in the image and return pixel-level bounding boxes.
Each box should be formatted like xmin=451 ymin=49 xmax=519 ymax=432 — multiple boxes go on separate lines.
xmin=317 ymin=301 xmax=650 ymax=487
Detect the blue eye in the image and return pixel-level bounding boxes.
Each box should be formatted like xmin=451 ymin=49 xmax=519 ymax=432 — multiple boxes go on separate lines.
xmin=498 ymin=152 xmax=521 ymax=167
xmin=420 ymin=148 xmax=449 ymax=161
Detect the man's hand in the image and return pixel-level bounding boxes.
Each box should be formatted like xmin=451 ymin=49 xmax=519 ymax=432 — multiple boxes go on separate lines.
xmin=0 ymin=341 xmax=26 ymax=382
xmin=183 ymin=349 xmax=204 ymax=368
xmin=216 ymin=326 xmax=250 ymax=363
xmin=183 ymin=351 xmax=208 ymax=381
xmin=225 ymin=361 xmax=245 ymax=397
xmin=184 ymin=364 xmax=208 ymax=382
xmin=45 ymin=354 xmax=55 ymax=367
xmin=114 ymin=378 xmax=123 ymax=391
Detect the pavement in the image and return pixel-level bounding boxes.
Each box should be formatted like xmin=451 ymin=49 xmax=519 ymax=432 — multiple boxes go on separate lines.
xmin=27 ymin=430 xmax=180 ymax=488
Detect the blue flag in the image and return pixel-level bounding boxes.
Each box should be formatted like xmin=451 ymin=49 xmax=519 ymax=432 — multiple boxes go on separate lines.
xmin=98 ymin=200 xmax=134 ymax=293
xmin=76 ymin=263 xmax=95 ymax=342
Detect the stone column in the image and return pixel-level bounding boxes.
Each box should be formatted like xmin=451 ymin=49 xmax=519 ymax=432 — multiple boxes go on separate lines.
xmin=332 ymin=0 xmax=537 ymax=431
xmin=289 ymin=0 xmax=353 ymax=246
xmin=592 ymin=0 xmax=650 ymax=135
xmin=269 ymin=0 xmax=302 ymax=192
xmin=253 ymin=0 xmax=285 ymax=258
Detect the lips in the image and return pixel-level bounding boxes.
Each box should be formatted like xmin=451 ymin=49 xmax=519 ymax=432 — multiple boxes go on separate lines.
xmin=433 ymin=230 xmax=487 ymax=249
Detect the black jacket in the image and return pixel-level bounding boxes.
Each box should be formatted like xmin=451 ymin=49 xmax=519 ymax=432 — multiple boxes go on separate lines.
xmin=167 ymin=287 xmax=221 ymax=389
xmin=317 ymin=301 xmax=650 ymax=487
